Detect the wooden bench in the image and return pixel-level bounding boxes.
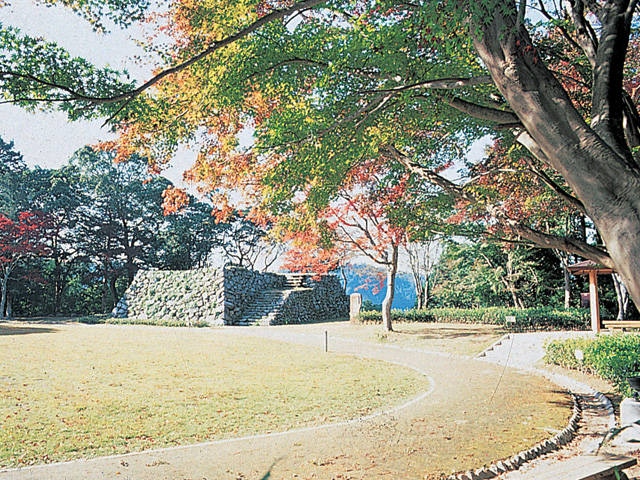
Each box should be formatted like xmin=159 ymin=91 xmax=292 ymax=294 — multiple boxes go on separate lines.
xmin=603 ymin=320 xmax=640 ymax=332
xmin=532 ymin=454 xmax=636 ymax=480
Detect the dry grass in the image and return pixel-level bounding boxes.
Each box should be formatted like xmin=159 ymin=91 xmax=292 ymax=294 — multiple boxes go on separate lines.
xmin=282 ymin=321 xmax=505 ymax=356
xmin=372 ymin=322 xmax=505 ymax=356
xmin=0 ymin=321 xmax=576 ymax=478
xmin=0 ymin=323 xmax=427 ymax=467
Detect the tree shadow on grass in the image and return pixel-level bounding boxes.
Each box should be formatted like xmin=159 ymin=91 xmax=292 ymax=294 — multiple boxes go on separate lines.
xmin=0 ymin=324 xmax=58 ymax=336
xmin=6 ymin=315 xmax=106 ymax=325
xmin=393 ymin=325 xmax=506 ymax=340
xmin=546 ymin=390 xmax=575 ymax=408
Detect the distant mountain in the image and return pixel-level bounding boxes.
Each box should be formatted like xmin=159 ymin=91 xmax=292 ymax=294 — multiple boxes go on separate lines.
xmin=342 ymin=264 xmax=416 ymax=310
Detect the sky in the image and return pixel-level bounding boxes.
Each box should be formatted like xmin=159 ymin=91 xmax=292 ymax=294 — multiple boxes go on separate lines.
xmin=0 ymin=0 xmax=194 ymax=185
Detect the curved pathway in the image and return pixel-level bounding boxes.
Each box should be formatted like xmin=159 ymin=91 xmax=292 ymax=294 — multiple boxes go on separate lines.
xmin=0 ymin=325 xmax=621 ymax=480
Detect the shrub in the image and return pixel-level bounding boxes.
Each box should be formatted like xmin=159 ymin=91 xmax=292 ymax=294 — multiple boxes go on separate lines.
xmin=545 ymin=334 xmax=640 ymax=397
xmin=358 ymin=306 xmax=589 ymax=331
xmin=105 ymin=317 xmax=209 ymax=328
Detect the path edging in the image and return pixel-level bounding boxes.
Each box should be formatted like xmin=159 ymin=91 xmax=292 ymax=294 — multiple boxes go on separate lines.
xmin=453 ymin=334 xmax=618 ymax=480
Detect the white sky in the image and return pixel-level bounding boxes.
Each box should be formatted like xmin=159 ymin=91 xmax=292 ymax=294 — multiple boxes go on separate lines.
xmin=0 ymin=0 xmax=194 ymax=184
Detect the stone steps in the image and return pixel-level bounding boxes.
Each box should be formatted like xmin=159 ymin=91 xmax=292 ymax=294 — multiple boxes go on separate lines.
xmin=238 ymin=289 xmax=292 ymax=326
xmin=237 ymin=274 xmax=310 ymax=326
xmin=283 ymin=274 xmax=307 ymax=289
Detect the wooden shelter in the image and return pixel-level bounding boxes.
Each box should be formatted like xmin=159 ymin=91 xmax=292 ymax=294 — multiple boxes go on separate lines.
xmin=567 ymin=260 xmax=613 ymax=333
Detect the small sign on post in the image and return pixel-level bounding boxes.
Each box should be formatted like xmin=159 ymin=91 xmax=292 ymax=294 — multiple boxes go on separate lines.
xmin=505 ymin=315 xmax=516 ymax=327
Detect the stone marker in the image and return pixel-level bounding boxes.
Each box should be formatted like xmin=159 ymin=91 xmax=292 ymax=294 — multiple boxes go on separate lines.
xmin=349 ymin=293 xmax=362 ymax=323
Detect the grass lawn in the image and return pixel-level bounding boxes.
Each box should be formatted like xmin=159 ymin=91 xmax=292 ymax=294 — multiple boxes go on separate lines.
xmin=369 ymin=322 xmax=505 ymax=355
xmin=0 ymin=322 xmax=428 ymax=467
xmin=286 ymin=320 xmax=506 ymax=356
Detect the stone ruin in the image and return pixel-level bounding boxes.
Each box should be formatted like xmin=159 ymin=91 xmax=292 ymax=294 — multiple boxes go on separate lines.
xmin=111 ymin=266 xmax=349 ymax=326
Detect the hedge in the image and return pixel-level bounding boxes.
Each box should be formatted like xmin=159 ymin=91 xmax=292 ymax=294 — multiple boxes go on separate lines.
xmin=359 ymin=306 xmax=590 ymax=331
xmin=545 ymin=334 xmax=640 ymax=397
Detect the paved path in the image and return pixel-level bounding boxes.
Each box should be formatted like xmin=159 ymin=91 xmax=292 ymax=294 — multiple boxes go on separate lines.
xmin=0 ymin=326 xmax=627 ymax=480
xmin=476 ymin=331 xmax=640 ymax=479
xmin=477 ymin=331 xmax=594 ymax=370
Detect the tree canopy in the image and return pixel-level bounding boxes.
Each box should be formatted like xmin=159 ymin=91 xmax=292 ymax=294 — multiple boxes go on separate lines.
xmin=2 ymin=0 xmax=640 ymax=307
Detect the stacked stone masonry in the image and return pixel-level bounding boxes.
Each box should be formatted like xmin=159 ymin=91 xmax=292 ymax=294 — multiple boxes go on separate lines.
xmin=112 ymin=266 xmax=349 ymax=326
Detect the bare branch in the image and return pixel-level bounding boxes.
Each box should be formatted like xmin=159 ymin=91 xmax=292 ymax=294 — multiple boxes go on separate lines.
xmin=536 ymin=0 xmax=584 ymax=54
xmin=525 ymin=160 xmax=587 ymax=213
xmin=383 ymin=145 xmax=469 ymax=200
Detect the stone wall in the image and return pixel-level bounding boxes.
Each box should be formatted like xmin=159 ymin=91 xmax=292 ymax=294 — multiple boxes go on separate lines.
xmin=270 ymin=275 xmax=349 ymax=325
xmin=112 ymin=266 xmax=348 ymax=326
xmin=111 ymin=268 xmax=224 ymax=325
xmin=222 ymin=266 xmax=287 ymax=324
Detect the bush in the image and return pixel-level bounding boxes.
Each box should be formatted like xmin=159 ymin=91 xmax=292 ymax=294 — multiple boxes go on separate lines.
xmin=545 ymin=334 xmax=640 ymax=397
xmin=358 ymin=306 xmax=589 ymax=331
xmin=104 ymin=317 xmax=209 ymax=328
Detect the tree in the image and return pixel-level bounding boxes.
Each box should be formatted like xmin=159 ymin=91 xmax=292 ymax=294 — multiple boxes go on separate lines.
xmin=71 ymin=147 xmax=171 ymax=311
xmin=284 ymin=159 xmax=408 ymax=331
xmin=4 ymin=1 xmax=640 ymax=309
xmin=211 ymin=214 xmax=276 ymax=270
xmin=0 ymin=211 xmax=50 ymax=317
xmin=0 ymin=137 xmax=28 ymax=217
xmin=405 ymin=239 xmax=441 ymax=310
xmin=433 ymin=240 xmax=564 ymax=309
xmin=24 ymin=166 xmax=84 ymax=314
xmin=155 ymin=199 xmax=221 ymax=270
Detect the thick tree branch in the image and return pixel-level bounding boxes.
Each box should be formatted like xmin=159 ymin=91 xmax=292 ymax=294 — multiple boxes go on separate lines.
xmin=589 ymin=0 xmax=634 ymax=161
xmin=491 ymin=209 xmax=613 ymax=268
xmin=441 ymin=96 xmax=522 ymax=126
xmin=566 ymin=0 xmax=599 ymax=68
xmin=621 ymin=89 xmax=640 ymax=151
xmin=386 ymin=144 xmax=611 ymax=266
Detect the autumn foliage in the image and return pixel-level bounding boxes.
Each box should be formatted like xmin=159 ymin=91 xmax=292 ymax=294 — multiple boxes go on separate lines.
xmin=0 ymin=211 xmax=50 ymax=264
xmin=0 ymin=211 xmax=51 ymax=316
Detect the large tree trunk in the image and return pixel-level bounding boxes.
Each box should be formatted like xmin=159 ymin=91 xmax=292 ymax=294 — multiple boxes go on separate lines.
xmin=381 ymin=245 xmax=399 ymax=332
xmin=472 ymin=2 xmax=640 ymax=311
xmin=108 ymin=275 xmax=118 ymax=312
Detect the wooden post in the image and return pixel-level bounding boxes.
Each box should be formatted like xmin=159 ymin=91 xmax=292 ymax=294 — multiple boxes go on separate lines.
xmin=589 ymin=270 xmax=601 ymax=333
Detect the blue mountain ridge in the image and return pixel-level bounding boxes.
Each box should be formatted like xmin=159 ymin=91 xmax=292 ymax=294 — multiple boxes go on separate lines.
xmin=342 ymin=264 xmax=417 ymax=310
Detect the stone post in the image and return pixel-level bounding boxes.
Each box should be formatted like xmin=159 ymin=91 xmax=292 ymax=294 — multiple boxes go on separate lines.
xmin=349 ymin=293 xmax=362 ymax=323
xmin=619 ymin=397 xmax=640 ymax=443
